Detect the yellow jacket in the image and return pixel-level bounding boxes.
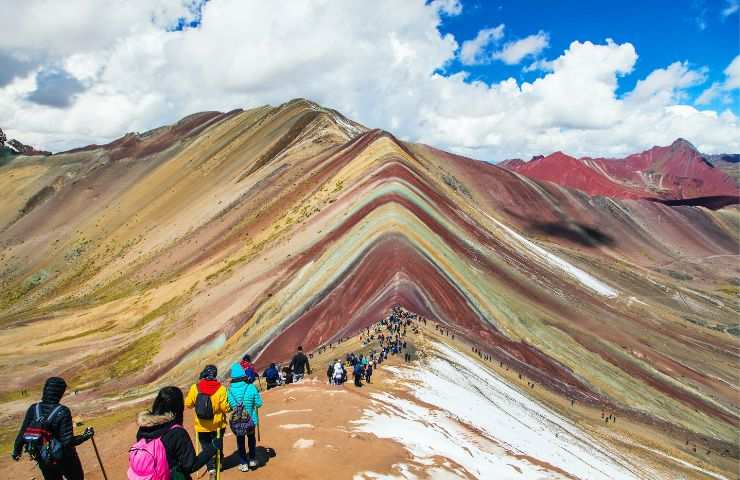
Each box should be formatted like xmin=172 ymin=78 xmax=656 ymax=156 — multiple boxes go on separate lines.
xmin=185 ymin=381 xmax=230 ymax=432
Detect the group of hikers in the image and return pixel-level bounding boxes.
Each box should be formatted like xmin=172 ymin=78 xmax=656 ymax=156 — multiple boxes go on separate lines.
xmin=10 ymin=307 xmax=422 ymax=480
xmin=326 ymin=306 xmax=419 ymax=388
xmin=11 ymin=346 xmax=316 ymax=479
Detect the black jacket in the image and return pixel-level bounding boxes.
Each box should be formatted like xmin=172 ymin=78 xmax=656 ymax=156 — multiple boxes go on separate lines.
xmin=13 ymin=379 xmax=87 ymax=458
xmin=135 ymin=411 xmax=215 ymax=479
xmin=290 ymin=352 xmax=311 ymax=375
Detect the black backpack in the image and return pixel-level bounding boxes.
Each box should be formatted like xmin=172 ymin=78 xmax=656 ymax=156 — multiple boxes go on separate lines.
xmin=22 ymin=403 xmax=64 ymax=463
xmin=194 ymin=389 xmax=214 ymax=420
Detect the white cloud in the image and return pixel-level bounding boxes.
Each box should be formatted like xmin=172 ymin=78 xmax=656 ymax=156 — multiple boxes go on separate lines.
xmin=629 ymin=61 xmax=706 ymax=103
xmin=695 ymin=55 xmax=740 ymax=106
xmin=722 ymin=0 xmax=739 ymax=17
xmin=459 ymin=25 xmax=505 ymax=65
xmin=724 ymin=55 xmax=740 ymax=89
xmin=492 ymin=31 xmax=549 ymax=65
xmin=0 ymin=0 xmax=738 ymax=160
xmin=430 ymin=0 xmax=463 ymax=16
xmin=695 ymin=81 xmax=722 ymax=105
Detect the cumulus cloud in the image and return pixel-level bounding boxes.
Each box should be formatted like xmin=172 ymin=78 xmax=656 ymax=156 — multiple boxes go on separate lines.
xmin=0 ymin=0 xmax=738 ymax=160
xmin=460 ymin=25 xmax=505 ymax=65
xmin=695 ymin=55 xmax=740 ymax=105
xmin=492 ymin=31 xmax=550 ymax=65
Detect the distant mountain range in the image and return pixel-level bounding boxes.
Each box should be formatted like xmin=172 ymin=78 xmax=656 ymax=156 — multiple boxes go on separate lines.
xmin=500 ymin=139 xmax=738 ymax=208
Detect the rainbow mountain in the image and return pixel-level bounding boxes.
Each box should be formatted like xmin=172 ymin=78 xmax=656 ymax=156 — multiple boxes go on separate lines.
xmin=1 ymin=99 xmax=738 ymax=478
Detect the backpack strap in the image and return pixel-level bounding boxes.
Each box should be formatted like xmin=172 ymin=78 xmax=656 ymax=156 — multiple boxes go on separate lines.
xmin=46 ymin=405 xmax=63 ymax=423
xmin=34 ymin=403 xmax=41 ymax=421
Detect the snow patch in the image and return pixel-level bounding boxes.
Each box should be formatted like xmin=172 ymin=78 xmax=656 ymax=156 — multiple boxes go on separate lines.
xmin=265 ymin=408 xmax=313 ymax=417
xmin=292 ymin=438 xmax=315 ymax=449
xmin=482 ymin=211 xmax=618 ymax=297
xmin=279 ymin=423 xmax=314 ymax=429
xmin=355 ymin=342 xmax=651 ymax=479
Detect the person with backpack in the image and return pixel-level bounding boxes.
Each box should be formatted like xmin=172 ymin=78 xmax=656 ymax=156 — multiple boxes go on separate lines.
xmin=12 ymin=377 xmax=94 ymax=480
xmin=263 ymin=363 xmax=280 ymax=390
xmin=185 ymin=365 xmax=229 ymax=479
xmin=227 ymin=363 xmax=263 ymax=472
xmin=129 ymin=386 xmax=217 ymax=480
xmin=289 ymin=346 xmax=311 ymax=383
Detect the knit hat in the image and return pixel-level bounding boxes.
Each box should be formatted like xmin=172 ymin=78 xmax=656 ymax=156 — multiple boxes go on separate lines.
xmin=42 ymin=377 xmax=67 ymax=404
xmin=199 ymin=365 xmax=218 ymax=380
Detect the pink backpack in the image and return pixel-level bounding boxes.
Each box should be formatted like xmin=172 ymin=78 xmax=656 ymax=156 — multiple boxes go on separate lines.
xmin=127 ymin=425 xmax=181 ymax=480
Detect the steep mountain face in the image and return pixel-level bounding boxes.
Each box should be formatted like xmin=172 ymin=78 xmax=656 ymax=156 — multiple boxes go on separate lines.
xmin=503 ymin=139 xmax=739 ymax=202
xmin=0 ymin=100 xmax=738 ymax=477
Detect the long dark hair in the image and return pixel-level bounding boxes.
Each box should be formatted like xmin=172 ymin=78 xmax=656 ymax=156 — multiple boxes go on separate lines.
xmin=151 ymin=386 xmax=185 ymax=425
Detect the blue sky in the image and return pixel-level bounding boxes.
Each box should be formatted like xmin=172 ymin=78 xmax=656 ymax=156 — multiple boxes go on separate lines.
xmin=1 ymin=0 xmax=738 ymax=157
xmin=438 ymin=0 xmax=739 ymax=112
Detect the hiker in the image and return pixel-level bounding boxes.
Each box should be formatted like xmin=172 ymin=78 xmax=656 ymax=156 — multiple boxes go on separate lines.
xmin=240 ymin=354 xmax=258 ymax=380
xmin=326 ymin=363 xmax=334 ymax=385
xmin=282 ymin=365 xmax=293 ymax=384
xmin=12 ymin=377 xmax=94 ymax=480
xmin=289 ymin=346 xmax=311 ymax=382
xmin=227 ymin=363 xmax=263 ymax=472
xmin=365 ymin=364 xmax=373 ymax=384
xmin=353 ymin=362 xmax=364 ymax=387
xmin=332 ymin=359 xmax=345 ymax=386
xmin=185 ymin=365 xmax=230 ymax=479
xmin=263 ymin=363 xmax=281 ymax=390
xmin=130 ymin=386 xmax=217 ymax=480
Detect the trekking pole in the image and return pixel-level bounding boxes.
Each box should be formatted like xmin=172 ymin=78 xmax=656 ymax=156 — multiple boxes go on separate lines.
xmin=215 ymin=429 xmax=222 ymax=480
xmin=90 ymin=436 xmax=109 ymax=480
xmin=256 ymin=407 xmax=261 ymax=442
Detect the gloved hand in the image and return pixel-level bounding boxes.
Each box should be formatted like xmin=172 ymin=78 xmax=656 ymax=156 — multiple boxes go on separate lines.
xmin=81 ymin=427 xmax=95 ymax=441
xmin=11 ymin=452 xmax=21 ymax=461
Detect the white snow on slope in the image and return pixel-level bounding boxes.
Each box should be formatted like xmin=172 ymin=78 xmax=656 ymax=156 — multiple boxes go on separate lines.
xmin=355 ymin=342 xmax=654 ymax=480
xmin=481 ymin=210 xmax=619 ymax=298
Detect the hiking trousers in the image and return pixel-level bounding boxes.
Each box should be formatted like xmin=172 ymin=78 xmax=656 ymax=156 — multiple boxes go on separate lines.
xmin=37 ymin=449 xmax=84 ymax=480
xmin=197 ymin=428 xmax=225 ymax=472
xmin=236 ymin=427 xmax=257 ymax=464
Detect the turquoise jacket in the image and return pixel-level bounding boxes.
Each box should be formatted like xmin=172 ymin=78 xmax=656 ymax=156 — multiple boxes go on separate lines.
xmin=228 ymin=363 xmax=263 ymax=426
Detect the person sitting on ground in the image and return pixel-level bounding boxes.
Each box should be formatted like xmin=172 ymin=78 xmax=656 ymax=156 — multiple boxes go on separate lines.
xmin=185 ymin=365 xmax=230 ymax=479
xmin=12 ymin=377 xmax=94 ymax=480
xmin=131 ymin=386 xmax=217 ymax=480
xmin=263 ymin=363 xmax=280 ymax=390
xmin=227 ymin=363 xmax=263 ymax=472
xmin=289 ymin=346 xmax=311 ymax=383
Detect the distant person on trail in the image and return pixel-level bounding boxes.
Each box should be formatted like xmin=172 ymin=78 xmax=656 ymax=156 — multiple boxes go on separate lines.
xmin=263 ymin=363 xmax=280 ymax=390
xmin=129 ymin=386 xmax=217 ymax=480
xmin=12 ymin=377 xmax=94 ymax=480
xmin=365 ymin=364 xmax=373 ymax=384
xmin=326 ymin=363 xmax=334 ymax=384
xmin=240 ymin=354 xmax=258 ymax=380
xmin=227 ymin=363 xmax=263 ymax=472
xmin=289 ymin=346 xmax=311 ymax=383
xmin=332 ymin=360 xmax=345 ymax=386
xmin=185 ymin=365 xmax=230 ymax=479
xmin=353 ymin=362 xmax=364 ymax=387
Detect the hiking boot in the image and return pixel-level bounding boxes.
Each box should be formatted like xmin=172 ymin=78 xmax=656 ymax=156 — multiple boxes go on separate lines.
xmin=208 ymin=471 xmax=216 ymax=480
xmin=249 ymin=459 xmax=258 ymax=468
xmin=239 ymin=464 xmax=249 ymax=472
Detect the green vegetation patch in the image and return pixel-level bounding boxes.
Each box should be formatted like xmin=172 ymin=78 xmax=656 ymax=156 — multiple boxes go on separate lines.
xmin=108 ymin=331 xmax=161 ymax=378
xmin=39 ymin=320 xmax=116 ymax=346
